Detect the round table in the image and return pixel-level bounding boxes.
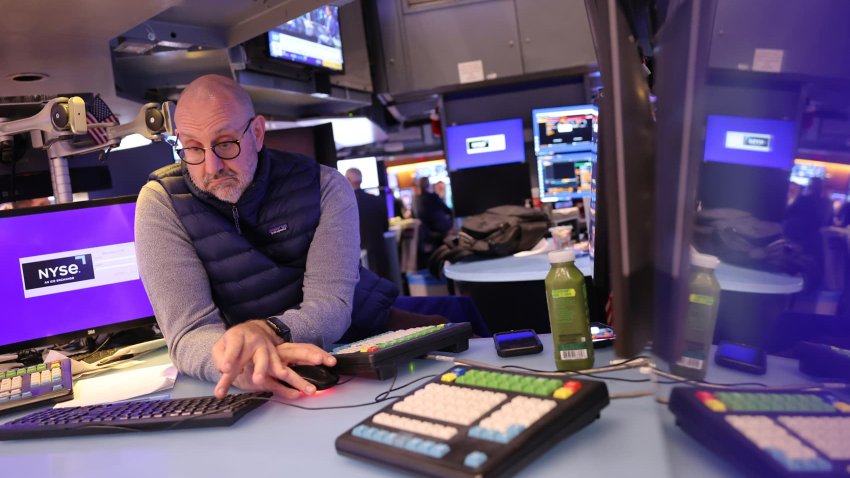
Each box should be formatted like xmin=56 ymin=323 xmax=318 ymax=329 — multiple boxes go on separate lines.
xmin=444 ymin=254 xmax=804 ymax=343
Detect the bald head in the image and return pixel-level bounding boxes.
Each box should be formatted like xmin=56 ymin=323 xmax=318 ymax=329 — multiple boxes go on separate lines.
xmin=174 ymin=74 xmax=265 ymax=204
xmin=345 ymin=168 xmax=362 ymax=190
xmin=175 ymin=75 xmax=255 ymax=127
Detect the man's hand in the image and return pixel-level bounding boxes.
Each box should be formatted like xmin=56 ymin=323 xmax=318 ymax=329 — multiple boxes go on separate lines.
xmin=210 ymin=321 xmax=337 ymax=399
xmin=212 ymin=320 xmax=290 ymax=399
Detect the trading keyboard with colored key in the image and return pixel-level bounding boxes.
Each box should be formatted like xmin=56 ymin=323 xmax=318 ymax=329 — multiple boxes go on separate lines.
xmin=0 ymin=359 xmax=73 ymax=415
xmin=335 ymin=366 xmax=610 ymax=478
xmin=332 ymin=323 xmax=473 ymax=380
xmin=669 ymin=387 xmax=850 ymax=477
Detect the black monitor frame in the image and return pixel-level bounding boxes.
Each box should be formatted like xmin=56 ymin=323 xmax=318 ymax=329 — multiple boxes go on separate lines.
xmin=242 ymin=6 xmax=345 ymax=78
xmin=585 ymin=0 xmax=657 ymax=358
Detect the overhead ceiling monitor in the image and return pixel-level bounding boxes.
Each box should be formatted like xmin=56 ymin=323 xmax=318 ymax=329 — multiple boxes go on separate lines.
xmin=445 ymin=118 xmax=525 ymax=171
xmin=532 ymin=105 xmax=598 ymax=156
xmin=267 ymin=5 xmax=344 ymax=72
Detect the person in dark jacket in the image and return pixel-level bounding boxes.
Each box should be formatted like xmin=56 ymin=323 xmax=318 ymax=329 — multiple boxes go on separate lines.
xmin=783 ymin=177 xmax=834 ymax=289
xmin=345 ymin=167 xmax=391 ymax=280
xmin=413 ymin=176 xmax=454 ymax=268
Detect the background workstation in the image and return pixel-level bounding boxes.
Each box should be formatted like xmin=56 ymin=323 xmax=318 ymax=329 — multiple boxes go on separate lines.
xmin=2 ymin=0 xmax=850 ymax=476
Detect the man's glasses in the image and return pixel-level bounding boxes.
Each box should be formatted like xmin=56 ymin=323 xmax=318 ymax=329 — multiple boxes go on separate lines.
xmin=171 ymin=117 xmax=255 ymax=165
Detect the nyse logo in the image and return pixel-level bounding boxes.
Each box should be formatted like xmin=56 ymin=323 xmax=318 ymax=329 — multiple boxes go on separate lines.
xmin=744 ymin=135 xmax=770 ymax=148
xmin=725 ymin=131 xmax=773 ymax=153
xmin=465 ymin=133 xmax=507 ymax=155
xmin=21 ymin=254 xmax=95 ymax=290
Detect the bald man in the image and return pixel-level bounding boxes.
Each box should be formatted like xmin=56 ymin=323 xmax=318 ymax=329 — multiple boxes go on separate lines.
xmin=344 ymin=168 xmax=390 ymax=280
xmin=135 ymin=75 xmax=398 ymax=399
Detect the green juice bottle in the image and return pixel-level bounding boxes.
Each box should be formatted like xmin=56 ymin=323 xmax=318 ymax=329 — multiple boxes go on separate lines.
xmin=671 ymin=250 xmax=722 ymax=380
xmin=545 ymin=249 xmax=594 ymax=371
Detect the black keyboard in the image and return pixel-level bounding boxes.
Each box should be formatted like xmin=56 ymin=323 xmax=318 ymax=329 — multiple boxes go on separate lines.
xmin=333 ymin=323 xmax=473 ymax=380
xmin=669 ymin=387 xmax=850 ymax=477
xmin=336 ymin=365 xmax=610 ymax=477
xmin=0 ymin=392 xmax=270 ymax=440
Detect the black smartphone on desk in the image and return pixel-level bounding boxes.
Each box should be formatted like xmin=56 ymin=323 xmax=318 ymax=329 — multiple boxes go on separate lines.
xmin=714 ymin=342 xmax=767 ymax=375
xmin=493 ymin=329 xmax=544 ymax=357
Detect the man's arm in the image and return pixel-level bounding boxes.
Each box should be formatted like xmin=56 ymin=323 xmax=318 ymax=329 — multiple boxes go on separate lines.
xmin=134 ymin=181 xmax=227 ymax=382
xmin=135 ymin=167 xmax=358 ymax=386
xmin=272 ymin=166 xmax=361 ymax=348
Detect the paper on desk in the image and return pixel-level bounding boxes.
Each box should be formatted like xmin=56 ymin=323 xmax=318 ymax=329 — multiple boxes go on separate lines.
xmin=54 ymin=363 xmax=178 ymax=408
xmin=513 ymin=238 xmax=551 ymax=257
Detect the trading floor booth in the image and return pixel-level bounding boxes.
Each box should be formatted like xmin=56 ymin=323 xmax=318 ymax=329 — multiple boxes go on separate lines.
xmin=2 ymin=1 xmax=850 ymax=478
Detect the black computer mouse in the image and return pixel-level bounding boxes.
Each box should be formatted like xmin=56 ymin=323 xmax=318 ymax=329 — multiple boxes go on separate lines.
xmin=283 ymin=364 xmax=340 ymax=391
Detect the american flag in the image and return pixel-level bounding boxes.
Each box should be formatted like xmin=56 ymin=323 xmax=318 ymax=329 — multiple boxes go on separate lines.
xmin=85 ymin=95 xmax=119 ymax=145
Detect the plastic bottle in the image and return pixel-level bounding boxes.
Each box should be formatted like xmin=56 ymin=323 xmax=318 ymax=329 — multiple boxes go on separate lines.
xmin=545 ymin=249 xmax=594 ymax=371
xmin=671 ymin=250 xmax=722 ymax=380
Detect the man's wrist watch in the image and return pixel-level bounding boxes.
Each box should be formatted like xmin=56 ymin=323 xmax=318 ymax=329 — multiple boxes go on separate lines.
xmin=263 ymin=317 xmax=292 ymax=343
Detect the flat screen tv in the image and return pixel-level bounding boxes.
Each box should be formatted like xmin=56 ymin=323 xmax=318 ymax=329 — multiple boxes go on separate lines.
xmin=337 ymin=157 xmax=379 ymax=190
xmin=532 ymin=105 xmax=598 ymax=155
xmin=267 ymin=5 xmax=344 ymax=72
xmin=445 ymin=118 xmax=525 ymax=171
xmin=704 ymin=115 xmax=797 ymax=170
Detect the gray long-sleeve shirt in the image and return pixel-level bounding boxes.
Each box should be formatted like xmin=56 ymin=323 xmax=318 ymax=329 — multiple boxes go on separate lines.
xmin=134 ymin=165 xmax=360 ymax=382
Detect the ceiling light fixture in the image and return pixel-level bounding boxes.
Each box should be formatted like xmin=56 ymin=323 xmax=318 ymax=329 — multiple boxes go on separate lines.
xmin=7 ymin=72 xmax=49 ymax=82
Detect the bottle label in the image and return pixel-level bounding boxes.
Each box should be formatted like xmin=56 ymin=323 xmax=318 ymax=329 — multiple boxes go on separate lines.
xmin=551 ymin=288 xmax=577 ymax=299
xmin=689 ymin=293 xmax=715 ymax=306
xmin=676 ymin=341 xmax=706 ymax=370
xmin=676 ymin=356 xmax=704 ymax=370
xmin=560 ymin=349 xmax=589 ymax=361
xmin=558 ymin=341 xmax=589 ymax=361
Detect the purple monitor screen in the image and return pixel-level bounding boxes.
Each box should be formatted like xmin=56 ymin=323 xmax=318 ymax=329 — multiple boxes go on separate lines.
xmin=445 ymin=118 xmax=525 ymax=171
xmin=704 ymin=115 xmax=797 ymax=170
xmin=0 ymin=198 xmax=155 ymax=353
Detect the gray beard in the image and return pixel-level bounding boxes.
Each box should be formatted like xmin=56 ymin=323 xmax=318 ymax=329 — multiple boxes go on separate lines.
xmin=190 ymin=164 xmax=256 ymax=204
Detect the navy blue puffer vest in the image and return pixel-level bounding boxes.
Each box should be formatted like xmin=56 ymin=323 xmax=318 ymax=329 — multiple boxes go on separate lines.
xmin=150 ymin=148 xmax=398 ymax=341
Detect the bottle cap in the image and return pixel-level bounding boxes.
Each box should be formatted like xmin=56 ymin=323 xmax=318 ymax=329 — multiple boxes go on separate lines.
xmin=691 ymin=249 xmax=720 ymax=269
xmin=548 ymin=249 xmax=575 ymax=263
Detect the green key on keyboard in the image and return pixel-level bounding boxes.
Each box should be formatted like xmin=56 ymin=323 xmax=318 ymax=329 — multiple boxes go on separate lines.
xmin=714 ymin=392 xmax=837 ymax=413
xmin=455 ymin=370 xmax=565 ymax=397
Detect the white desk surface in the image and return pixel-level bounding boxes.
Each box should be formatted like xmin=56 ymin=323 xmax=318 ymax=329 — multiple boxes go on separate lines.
xmin=443 ymin=254 xmax=803 ymax=294
xmin=1 ymin=336 xmax=824 ymax=477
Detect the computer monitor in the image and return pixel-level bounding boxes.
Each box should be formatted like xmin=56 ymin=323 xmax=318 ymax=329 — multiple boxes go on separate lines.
xmin=532 ymin=105 xmax=598 ymax=155
xmin=444 ymin=118 xmax=525 ymax=171
xmin=537 ymin=152 xmax=595 ymax=203
xmin=450 ymin=161 xmax=530 ymax=217
xmin=647 ymin=0 xmax=718 ymax=361
xmin=585 ymin=0 xmax=658 ymax=358
xmin=790 ymin=161 xmax=826 ymax=187
xmin=267 ymin=5 xmax=344 ymax=72
xmin=704 ymin=115 xmax=797 ymax=170
xmin=0 ymin=196 xmax=155 ymax=354
xmin=337 ymin=157 xmax=380 ymax=190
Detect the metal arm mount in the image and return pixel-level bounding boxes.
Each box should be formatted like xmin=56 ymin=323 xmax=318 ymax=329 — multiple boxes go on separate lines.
xmin=0 ymin=98 xmax=175 ymax=203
